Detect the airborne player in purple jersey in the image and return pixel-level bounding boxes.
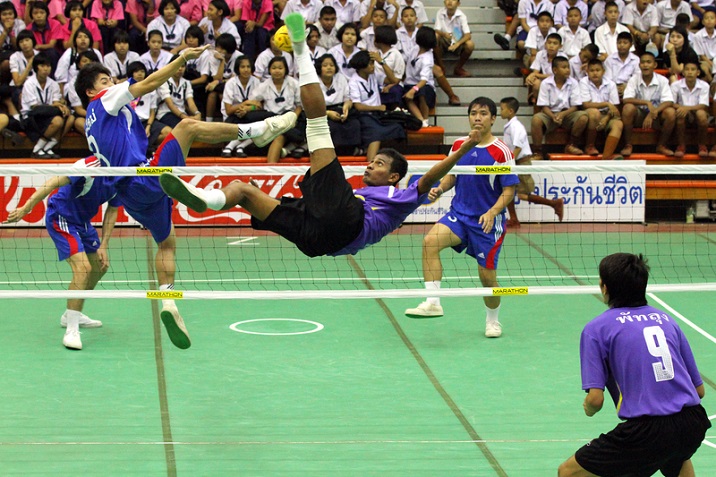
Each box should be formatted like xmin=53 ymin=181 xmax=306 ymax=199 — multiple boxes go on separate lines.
xmin=159 ymin=13 xmax=479 ymax=259
xmin=75 ymin=46 xmax=296 ymax=349
xmin=558 ymin=253 xmax=711 ymax=477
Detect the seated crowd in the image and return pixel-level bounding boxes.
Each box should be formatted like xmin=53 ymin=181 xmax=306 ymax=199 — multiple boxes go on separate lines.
xmin=495 ymin=0 xmax=716 ymax=159
xmin=0 ymin=0 xmax=475 ymax=161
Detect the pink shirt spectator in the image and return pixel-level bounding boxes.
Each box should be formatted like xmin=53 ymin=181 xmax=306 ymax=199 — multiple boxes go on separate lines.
xmin=126 ymin=0 xmax=159 ymax=26
xmin=239 ymin=0 xmax=274 ymax=31
xmin=30 ymin=18 xmax=64 ymax=46
xmin=58 ymin=18 xmax=103 ymax=46
xmin=177 ymin=0 xmax=203 ymax=24
xmin=48 ymin=0 xmax=67 ymax=21
xmin=91 ymin=0 xmax=125 ymax=21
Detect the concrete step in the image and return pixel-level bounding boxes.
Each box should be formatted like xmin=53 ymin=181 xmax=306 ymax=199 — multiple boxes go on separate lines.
xmin=436 ymin=86 xmax=528 ymax=105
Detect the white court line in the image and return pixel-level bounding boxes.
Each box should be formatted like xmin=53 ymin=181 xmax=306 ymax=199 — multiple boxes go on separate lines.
xmin=648 ymin=293 xmax=716 ymax=345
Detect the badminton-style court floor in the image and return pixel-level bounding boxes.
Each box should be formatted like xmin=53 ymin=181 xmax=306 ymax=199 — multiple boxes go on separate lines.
xmin=1 ymin=224 xmax=715 ymax=476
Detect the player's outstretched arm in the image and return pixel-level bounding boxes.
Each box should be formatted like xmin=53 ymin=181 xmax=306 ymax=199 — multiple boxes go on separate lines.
xmin=417 ymin=128 xmax=481 ymax=195
xmin=129 ymin=46 xmax=209 ymax=99
xmin=3 ymin=176 xmax=71 ymax=223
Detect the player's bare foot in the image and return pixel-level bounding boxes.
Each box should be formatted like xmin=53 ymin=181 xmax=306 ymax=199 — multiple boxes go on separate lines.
xmin=554 ymin=198 xmax=564 ymax=222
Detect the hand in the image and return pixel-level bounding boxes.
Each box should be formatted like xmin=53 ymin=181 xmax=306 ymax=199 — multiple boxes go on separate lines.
xmin=369 ymin=51 xmax=381 ymax=62
xmin=246 ymin=21 xmax=255 ymax=33
xmin=145 ymin=124 xmax=151 ymax=137
xmin=665 ymin=42 xmax=674 ymax=53
xmin=212 ymin=49 xmax=225 ymax=60
xmin=183 ymin=45 xmax=210 ymax=61
xmin=554 ymin=113 xmax=563 ymax=125
xmin=608 ymin=104 xmax=620 ymax=118
xmin=403 ymin=89 xmax=415 ymax=100
xmin=71 ymin=16 xmax=82 ymax=29
xmin=96 ymin=247 xmax=110 ymax=272
xmin=642 ymin=113 xmax=654 ymax=130
xmin=597 ymin=117 xmax=608 ymax=131
xmin=107 ymin=19 xmax=117 ymax=28
xmin=478 ymin=210 xmax=496 ymax=233
xmin=675 ymin=105 xmax=688 ymax=119
xmin=205 ymin=80 xmax=219 ymax=91
xmin=447 ymin=43 xmax=458 ymax=52
xmin=4 ymin=206 xmax=29 ymax=223
xmin=525 ymin=73 xmax=536 ymax=86
xmin=427 ymin=186 xmax=443 ymax=202
xmin=326 ymin=110 xmax=340 ymax=121
xmin=200 ymin=24 xmax=209 ymax=34
xmin=378 ymin=104 xmax=386 ymax=112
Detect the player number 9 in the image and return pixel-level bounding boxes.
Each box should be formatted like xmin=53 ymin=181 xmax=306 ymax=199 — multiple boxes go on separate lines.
xmin=643 ymin=326 xmax=675 ymax=382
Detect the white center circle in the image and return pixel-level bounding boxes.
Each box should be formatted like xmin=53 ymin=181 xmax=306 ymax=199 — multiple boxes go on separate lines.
xmin=230 ymin=318 xmax=324 ymax=336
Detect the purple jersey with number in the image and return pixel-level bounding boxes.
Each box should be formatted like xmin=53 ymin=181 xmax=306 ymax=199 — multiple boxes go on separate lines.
xmin=580 ymin=305 xmax=702 ymax=419
xmin=330 ymin=180 xmax=427 ymax=256
xmin=84 ymin=80 xmax=148 ymax=177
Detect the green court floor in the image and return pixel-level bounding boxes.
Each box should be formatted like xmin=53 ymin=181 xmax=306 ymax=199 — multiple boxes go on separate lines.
xmin=0 ymin=226 xmax=714 ymax=476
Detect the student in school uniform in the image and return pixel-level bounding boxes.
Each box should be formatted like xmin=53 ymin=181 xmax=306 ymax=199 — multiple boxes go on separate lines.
xmin=140 ymin=30 xmax=173 ymax=74
xmin=670 ymin=60 xmax=710 ymax=158
xmin=348 ymin=49 xmax=405 ymax=160
xmin=90 ymin=0 xmax=125 ymax=55
xmin=146 ymin=0 xmax=191 ymax=54
xmin=198 ymin=0 xmax=241 ymax=49
xmin=221 ymin=55 xmax=264 ymax=157
xmin=402 ymin=25 xmax=436 ymax=129
xmin=59 ymin=1 xmax=101 ymax=51
xmin=371 ymin=24 xmax=405 ymax=112
xmin=127 ymin=61 xmax=172 ymax=152
xmin=20 ymin=52 xmax=70 ymax=158
xmin=604 ymin=31 xmax=640 ymax=96
xmin=103 ymin=30 xmax=141 ymax=83
xmin=156 ymin=53 xmax=202 ymax=128
xmin=254 ymin=28 xmax=295 ymax=80
xmin=55 ymin=27 xmax=103 ymax=95
xmin=327 ymin=22 xmax=360 ymax=79
xmin=316 ymin=52 xmax=361 ymax=153
xmin=580 ymin=58 xmax=624 ymax=160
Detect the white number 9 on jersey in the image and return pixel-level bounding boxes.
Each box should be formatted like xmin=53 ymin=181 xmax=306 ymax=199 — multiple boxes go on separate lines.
xmin=643 ymin=326 xmax=675 ymax=382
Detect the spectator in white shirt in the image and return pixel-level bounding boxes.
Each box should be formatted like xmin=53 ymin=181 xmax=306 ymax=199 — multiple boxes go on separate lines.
xmin=595 ymin=1 xmax=630 ymax=61
xmin=654 ymin=0 xmax=693 ymax=50
xmin=281 ymin=0 xmax=321 ymax=24
xmin=693 ymin=8 xmax=716 ymax=82
xmin=317 ymin=5 xmax=341 ymax=50
xmin=670 ymin=60 xmax=710 ymax=157
xmin=553 ymin=0 xmax=588 ymax=29
xmin=604 ymin=31 xmax=640 ymax=96
xmin=397 ymin=0 xmax=428 ymax=26
xmin=103 ymin=30 xmax=141 ymax=83
xmin=622 ymin=0 xmax=659 ymax=54
xmin=557 ymin=7 xmax=591 ymax=58
xmin=580 ymin=58 xmax=624 ymax=159
xmin=146 ymin=0 xmax=191 ymax=54
xmin=620 ymin=51 xmax=676 ymax=156
xmin=433 ymin=0 xmax=474 ymax=77
xmin=371 ymin=25 xmax=405 ymax=111
xmin=323 ymin=0 xmax=362 ymax=25
xmin=525 ymin=11 xmax=557 ymax=66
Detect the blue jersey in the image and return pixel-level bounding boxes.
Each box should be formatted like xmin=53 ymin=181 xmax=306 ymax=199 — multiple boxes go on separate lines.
xmin=46 ymin=157 xmax=121 ymax=224
xmin=580 ymin=305 xmax=703 ymax=419
xmin=85 ymin=81 xmax=148 ymax=179
xmin=331 ymin=181 xmax=427 ymax=256
xmin=449 ymin=137 xmax=519 ymax=220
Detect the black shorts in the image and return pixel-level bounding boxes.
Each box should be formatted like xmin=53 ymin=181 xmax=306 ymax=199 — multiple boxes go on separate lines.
xmin=575 ymin=404 xmax=711 ymax=477
xmin=251 ymin=158 xmax=365 ymax=257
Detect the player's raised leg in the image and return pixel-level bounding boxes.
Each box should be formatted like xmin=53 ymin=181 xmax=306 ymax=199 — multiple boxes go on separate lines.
xmin=160 ymin=13 xmax=335 ymax=216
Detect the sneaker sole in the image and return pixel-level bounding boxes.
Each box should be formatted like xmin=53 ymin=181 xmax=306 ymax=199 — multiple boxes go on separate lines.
xmin=405 ymin=311 xmax=444 ymax=319
xmin=253 ymin=113 xmax=297 ymax=148
xmin=160 ymin=309 xmax=191 ymax=349
xmin=63 ymin=339 xmax=82 ymax=350
xmin=159 ymin=173 xmax=208 ymax=213
xmin=284 ymin=13 xmax=307 ymax=44
xmin=61 ymin=322 xmax=103 ymax=328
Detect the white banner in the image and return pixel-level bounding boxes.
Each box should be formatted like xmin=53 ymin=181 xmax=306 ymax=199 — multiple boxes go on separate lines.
xmin=401 ymin=161 xmax=646 ymax=223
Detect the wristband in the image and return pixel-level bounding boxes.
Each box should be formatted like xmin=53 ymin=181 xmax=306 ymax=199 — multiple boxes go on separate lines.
xmin=412 ymin=86 xmax=419 ymax=93
xmin=251 ymin=105 xmax=256 ymax=111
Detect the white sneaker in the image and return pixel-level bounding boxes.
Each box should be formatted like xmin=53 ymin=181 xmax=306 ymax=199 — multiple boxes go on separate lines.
xmin=485 ymin=321 xmax=502 ymax=338
xmin=61 ymin=313 xmax=103 ymax=328
xmin=63 ymin=329 xmax=82 ymax=350
xmin=253 ymin=111 xmax=298 ymax=148
xmin=160 ymin=305 xmax=191 ymax=349
xmin=405 ymin=301 xmax=444 ymax=318
xmin=160 ymin=173 xmax=209 ymax=213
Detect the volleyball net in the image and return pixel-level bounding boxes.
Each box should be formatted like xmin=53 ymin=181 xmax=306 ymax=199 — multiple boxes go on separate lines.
xmin=1 ymin=161 xmax=715 ymax=299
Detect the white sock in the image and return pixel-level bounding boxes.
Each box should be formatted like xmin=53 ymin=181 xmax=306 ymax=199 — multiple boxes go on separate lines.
xmin=206 ymin=117 xmax=214 ymax=122
xmin=238 ymin=138 xmax=251 ymax=148
xmin=294 ymin=39 xmax=319 ymax=86
xmin=237 ymin=121 xmax=267 ymax=140
xmin=204 ymin=189 xmax=227 ymax=210
xmin=225 ymin=139 xmax=240 ymax=149
xmin=426 ymin=280 xmax=441 ymax=306
xmin=12 ymin=114 xmax=20 ymax=121
xmin=486 ymin=304 xmax=500 ymax=324
xmin=504 ymin=33 xmax=511 ymax=40
xmin=33 ymin=138 xmax=47 ymax=152
xmin=65 ymin=309 xmax=81 ymax=332
xmin=43 ymin=137 xmax=58 ymax=151
xmin=159 ymin=284 xmax=175 ymax=310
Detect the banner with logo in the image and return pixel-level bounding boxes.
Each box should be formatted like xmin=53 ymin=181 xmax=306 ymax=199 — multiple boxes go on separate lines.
xmin=0 ymin=161 xmax=645 ymax=227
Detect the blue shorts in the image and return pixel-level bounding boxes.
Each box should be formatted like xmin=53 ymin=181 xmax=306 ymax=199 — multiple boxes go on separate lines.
xmin=46 ymin=214 xmax=100 ymax=261
xmin=118 ymin=134 xmax=184 ymax=244
xmin=438 ymin=211 xmax=507 ymax=270
xmin=516 ymin=29 xmax=528 ymax=43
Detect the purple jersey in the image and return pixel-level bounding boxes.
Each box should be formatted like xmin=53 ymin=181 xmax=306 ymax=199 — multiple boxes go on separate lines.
xmin=330 ymin=180 xmax=427 ymax=256
xmin=580 ymin=305 xmax=703 ymax=419
xmin=46 ymin=157 xmax=120 ymax=224
xmin=449 ymin=137 xmax=519 ymax=221
xmin=84 ymin=81 xmax=148 ymax=178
